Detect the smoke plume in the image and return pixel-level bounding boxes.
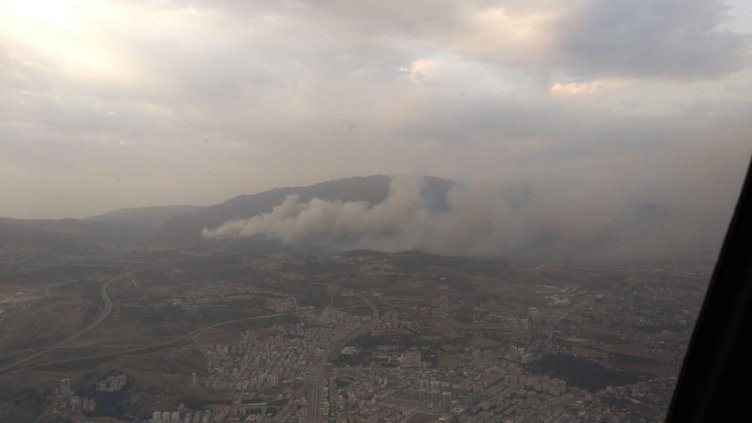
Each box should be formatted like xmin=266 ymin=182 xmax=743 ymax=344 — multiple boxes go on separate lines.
xmin=202 ymin=175 xmax=731 ymax=262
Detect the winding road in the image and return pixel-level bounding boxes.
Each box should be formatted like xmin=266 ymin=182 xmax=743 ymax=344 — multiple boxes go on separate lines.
xmin=0 ymin=272 xmax=129 ymax=374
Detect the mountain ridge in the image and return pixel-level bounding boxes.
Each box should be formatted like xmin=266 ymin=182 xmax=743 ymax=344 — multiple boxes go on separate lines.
xmin=152 ymin=175 xmax=454 ymax=247
xmin=0 ymin=175 xmax=455 ymax=252
xmin=86 ymin=204 xmax=207 ymax=229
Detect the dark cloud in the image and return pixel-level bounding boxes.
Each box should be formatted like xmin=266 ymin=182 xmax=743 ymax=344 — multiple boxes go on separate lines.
xmin=555 ymin=0 xmax=748 ymax=78
xmin=195 ymin=0 xmax=750 ymax=79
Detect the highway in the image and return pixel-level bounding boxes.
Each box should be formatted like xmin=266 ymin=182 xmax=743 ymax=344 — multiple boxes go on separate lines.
xmin=545 ymin=300 xmax=586 ymax=346
xmin=0 ymin=272 xmax=130 ymax=374
xmin=307 ymin=294 xmax=379 ymax=422
xmin=307 ymin=375 xmax=322 ymax=422
xmin=0 ymin=312 xmax=288 ymax=376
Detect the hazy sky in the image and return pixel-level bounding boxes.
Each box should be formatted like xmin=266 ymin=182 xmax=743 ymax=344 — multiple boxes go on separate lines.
xmin=1 ymin=0 xmax=751 ymax=219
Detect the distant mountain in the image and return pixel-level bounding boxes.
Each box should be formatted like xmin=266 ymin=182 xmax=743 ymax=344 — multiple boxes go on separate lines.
xmin=86 ymin=204 xmax=207 ymax=229
xmin=152 ymin=175 xmax=455 ymax=247
xmin=0 ymin=175 xmax=455 ymax=253
xmin=0 ymin=217 xmax=147 ymax=252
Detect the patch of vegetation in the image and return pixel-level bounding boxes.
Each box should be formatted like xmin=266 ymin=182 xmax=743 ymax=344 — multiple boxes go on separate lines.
xmin=335 ymin=376 xmax=356 ymax=389
xmin=332 ymin=350 xmax=372 ymax=367
xmin=346 ymin=334 xmax=442 ymax=367
xmin=527 ymin=353 xmax=643 ymax=391
xmin=10 ymin=389 xmax=47 ymax=419
xmin=179 ymin=395 xmax=210 ymax=410
xmin=610 ymin=352 xmax=657 ymax=366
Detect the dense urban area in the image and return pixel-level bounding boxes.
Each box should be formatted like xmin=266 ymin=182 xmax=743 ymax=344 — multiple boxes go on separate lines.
xmin=2 ymin=0 xmax=750 ymax=418
xmin=0 ymin=247 xmax=708 ymax=422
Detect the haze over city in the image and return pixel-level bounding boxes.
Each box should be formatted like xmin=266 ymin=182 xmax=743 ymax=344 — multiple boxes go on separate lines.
xmin=3 ymin=2 xmax=752 ymax=422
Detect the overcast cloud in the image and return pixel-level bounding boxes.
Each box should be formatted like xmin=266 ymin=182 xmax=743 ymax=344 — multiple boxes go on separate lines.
xmin=1 ymin=0 xmax=751 ymax=260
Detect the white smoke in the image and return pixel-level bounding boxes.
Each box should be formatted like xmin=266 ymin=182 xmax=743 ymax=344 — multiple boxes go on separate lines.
xmin=202 ymin=175 xmax=730 ymax=262
xmin=202 ymin=176 xmax=431 ymax=250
